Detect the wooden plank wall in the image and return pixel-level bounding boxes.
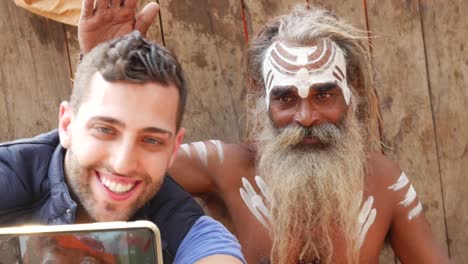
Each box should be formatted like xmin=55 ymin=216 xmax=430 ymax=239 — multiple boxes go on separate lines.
xmin=2 ymin=0 xmax=466 ymax=262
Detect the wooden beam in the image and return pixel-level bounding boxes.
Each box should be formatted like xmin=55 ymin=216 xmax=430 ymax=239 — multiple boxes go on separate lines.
xmin=0 ymin=0 xmax=71 ymax=140
xmin=159 ymin=0 xmax=247 ymax=142
xmin=366 ymin=0 xmax=449 ymax=260
xmin=419 ymin=0 xmax=468 ymax=261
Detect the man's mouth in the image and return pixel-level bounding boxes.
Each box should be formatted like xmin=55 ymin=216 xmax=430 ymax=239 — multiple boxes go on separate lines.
xmin=101 ymin=176 xmax=136 ymax=194
xmin=301 ymin=136 xmax=321 ymax=145
xmin=96 ymin=172 xmax=140 ymax=197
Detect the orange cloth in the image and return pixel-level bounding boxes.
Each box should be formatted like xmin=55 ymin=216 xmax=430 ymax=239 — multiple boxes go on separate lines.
xmin=13 ymin=0 xmax=81 ymax=26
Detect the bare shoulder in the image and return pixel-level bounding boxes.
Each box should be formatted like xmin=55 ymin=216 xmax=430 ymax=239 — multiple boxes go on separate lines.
xmin=365 ymin=151 xmax=403 ymax=190
xmin=212 ymin=141 xmax=256 ymax=186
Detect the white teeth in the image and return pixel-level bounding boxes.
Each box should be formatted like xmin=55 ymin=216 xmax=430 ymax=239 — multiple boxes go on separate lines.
xmin=100 ymin=176 xmax=135 ymax=194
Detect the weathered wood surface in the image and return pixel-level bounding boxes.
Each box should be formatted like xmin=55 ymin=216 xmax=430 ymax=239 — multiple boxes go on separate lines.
xmin=0 ymin=0 xmax=71 ymax=141
xmin=366 ymin=0 xmax=449 ymax=260
xmin=420 ymin=0 xmax=468 ymax=262
xmin=2 ymin=0 xmax=468 ymax=262
xmin=159 ymin=0 xmax=246 ymax=143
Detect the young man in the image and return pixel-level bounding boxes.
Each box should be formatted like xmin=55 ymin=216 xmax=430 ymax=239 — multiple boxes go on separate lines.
xmin=78 ymin=1 xmax=449 ymax=263
xmin=0 ymin=32 xmax=245 ymax=264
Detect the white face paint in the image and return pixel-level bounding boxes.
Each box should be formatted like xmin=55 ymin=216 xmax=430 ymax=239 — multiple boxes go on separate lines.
xmin=262 ymin=39 xmax=351 ymax=109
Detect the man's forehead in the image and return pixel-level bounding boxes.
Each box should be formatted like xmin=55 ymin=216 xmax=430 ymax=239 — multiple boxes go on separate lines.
xmin=262 ymin=38 xmax=351 ymax=105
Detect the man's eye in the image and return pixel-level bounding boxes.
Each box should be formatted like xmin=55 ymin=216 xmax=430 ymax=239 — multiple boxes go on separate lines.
xmin=95 ymin=126 xmax=115 ymax=134
xmin=142 ymin=137 xmax=162 ymax=145
xmin=279 ymin=96 xmax=293 ymax=103
xmin=316 ymin=92 xmax=332 ymax=101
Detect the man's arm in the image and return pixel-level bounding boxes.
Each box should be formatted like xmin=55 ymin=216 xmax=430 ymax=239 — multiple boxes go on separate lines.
xmin=378 ymin=156 xmax=449 ymax=263
xmin=173 ymin=216 xmax=246 ymax=264
xmin=169 ymin=140 xmax=225 ymax=195
xmin=78 ymin=0 xmax=159 ymax=53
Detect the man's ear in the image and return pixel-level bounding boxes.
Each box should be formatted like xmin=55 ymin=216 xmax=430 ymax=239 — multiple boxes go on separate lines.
xmin=168 ymin=127 xmax=185 ymax=168
xmin=58 ymin=101 xmax=74 ymax=149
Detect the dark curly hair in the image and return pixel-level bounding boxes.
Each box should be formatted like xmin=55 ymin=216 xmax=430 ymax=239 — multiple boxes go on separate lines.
xmin=72 ymin=31 xmax=187 ymax=130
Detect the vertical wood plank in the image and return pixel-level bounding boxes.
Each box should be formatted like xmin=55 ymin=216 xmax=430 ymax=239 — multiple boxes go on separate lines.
xmin=308 ymin=0 xmax=366 ymax=30
xmin=243 ymin=0 xmax=304 ymax=37
xmin=65 ymin=0 xmax=163 ymax=80
xmin=366 ymin=0 xmax=449 ymax=260
xmin=0 ymin=0 xmax=71 ymax=140
xmin=159 ymin=0 xmax=246 ymax=142
xmin=420 ymin=0 xmax=468 ymax=262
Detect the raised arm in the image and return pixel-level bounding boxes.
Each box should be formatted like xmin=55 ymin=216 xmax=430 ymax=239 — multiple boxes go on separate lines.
xmin=78 ymin=0 xmax=159 ymax=53
xmin=380 ymin=157 xmax=449 ymax=263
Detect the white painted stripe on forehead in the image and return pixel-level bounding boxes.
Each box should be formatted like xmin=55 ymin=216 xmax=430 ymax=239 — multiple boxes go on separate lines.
xmin=209 ymin=140 xmax=224 ymax=163
xmin=180 ymin=144 xmax=191 ymax=156
xmin=388 ymin=172 xmax=410 ymax=191
xmin=358 ymin=208 xmax=377 ymax=248
xmin=408 ymin=202 xmax=423 ymax=221
xmin=262 ymin=40 xmax=351 ymax=109
xmin=192 ymin=142 xmax=208 ymax=167
xmin=400 ymin=185 xmax=417 ymax=207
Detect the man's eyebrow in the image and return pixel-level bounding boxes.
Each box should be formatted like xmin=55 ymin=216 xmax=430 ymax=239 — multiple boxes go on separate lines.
xmin=270 ymin=86 xmax=295 ymax=97
xmin=88 ymin=116 xmax=125 ymax=127
xmin=141 ymin=127 xmax=173 ymax=137
xmin=312 ymin=82 xmax=338 ymax=92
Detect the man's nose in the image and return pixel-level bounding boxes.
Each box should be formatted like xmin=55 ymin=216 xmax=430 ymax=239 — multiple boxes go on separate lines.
xmin=111 ymin=139 xmax=138 ymax=175
xmin=294 ymin=101 xmax=321 ymax=127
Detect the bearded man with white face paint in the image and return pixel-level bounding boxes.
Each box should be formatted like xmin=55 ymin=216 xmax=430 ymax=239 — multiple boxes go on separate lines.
xmin=77 ymin=3 xmax=449 ymax=264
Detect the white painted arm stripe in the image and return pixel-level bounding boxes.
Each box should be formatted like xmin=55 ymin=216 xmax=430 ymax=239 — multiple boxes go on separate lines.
xmin=192 ymin=141 xmax=208 ymax=167
xmin=240 ymin=177 xmax=272 ymax=230
xmin=408 ymin=202 xmax=423 ymax=221
xmin=180 ymin=144 xmax=191 ymax=156
xmin=358 ymin=208 xmax=377 ymax=248
xmin=388 ymin=172 xmax=410 ymax=191
xmin=255 ymin=176 xmax=272 ymax=203
xmin=242 ymin=177 xmax=257 ymax=197
xmin=358 ymin=196 xmax=374 ymax=225
xmin=209 ymin=140 xmax=224 ymax=163
xmin=356 ymin=191 xmax=364 ymax=208
xmin=400 ymin=185 xmax=417 ymax=207
xmin=240 ymin=188 xmax=269 ymax=229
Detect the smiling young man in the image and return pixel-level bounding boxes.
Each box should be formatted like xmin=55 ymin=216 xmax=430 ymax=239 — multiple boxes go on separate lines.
xmin=0 ymin=32 xmax=245 ymax=264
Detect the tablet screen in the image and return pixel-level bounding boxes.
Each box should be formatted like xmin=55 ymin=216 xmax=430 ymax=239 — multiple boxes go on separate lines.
xmin=0 ymin=228 xmax=158 ymax=264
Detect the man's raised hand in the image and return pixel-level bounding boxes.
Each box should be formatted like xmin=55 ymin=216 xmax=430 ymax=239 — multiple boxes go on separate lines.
xmin=78 ymin=0 xmax=159 ymax=53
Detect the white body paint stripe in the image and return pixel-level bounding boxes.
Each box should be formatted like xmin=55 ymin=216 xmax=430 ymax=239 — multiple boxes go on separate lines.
xmin=180 ymin=144 xmax=191 ymax=156
xmin=192 ymin=142 xmax=208 ymax=167
xmin=240 ymin=177 xmax=272 ymax=229
xmin=388 ymin=172 xmax=410 ymax=191
xmin=400 ymin=185 xmax=417 ymax=207
xmin=209 ymin=140 xmax=224 ymax=163
xmin=358 ymin=196 xmax=374 ymax=225
xmin=408 ymin=202 xmax=423 ymax=220
xmin=255 ymin=176 xmax=272 ymax=202
xmin=358 ymin=208 xmax=377 ymax=248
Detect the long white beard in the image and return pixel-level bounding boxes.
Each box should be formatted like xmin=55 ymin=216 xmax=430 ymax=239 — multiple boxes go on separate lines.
xmin=254 ymin=101 xmax=366 ymax=263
